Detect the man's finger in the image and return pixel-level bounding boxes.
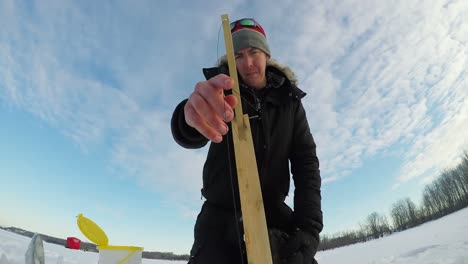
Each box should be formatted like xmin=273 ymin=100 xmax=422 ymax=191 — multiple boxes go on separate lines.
xmin=189 ymin=91 xmax=228 ymax=135
xmin=207 ymin=74 xmax=234 ymax=91
xmin=185 ymin=103 xmax=223 ymax=143
xmin=196 ymin=78 xmax=234 ymax=126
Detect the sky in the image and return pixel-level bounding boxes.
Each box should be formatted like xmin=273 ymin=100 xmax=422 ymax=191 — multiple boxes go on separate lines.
xmin=0 ymin=0 xmax=467 ymax=255
xmin=1 ymin=205 xmax=468 ymax=263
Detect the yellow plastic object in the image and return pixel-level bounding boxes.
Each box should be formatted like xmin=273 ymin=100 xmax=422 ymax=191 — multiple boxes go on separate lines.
xmin=97 ymin=245 xmax=143 ymax=250
xmin=98 ymin=245 xmax=144 ymax=264
xmin=76 ymin=213 xmax=109 ymax=246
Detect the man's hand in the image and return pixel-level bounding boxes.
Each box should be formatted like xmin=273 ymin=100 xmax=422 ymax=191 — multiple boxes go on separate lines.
xmin=279 ymin=229 xmax=318 ymax=264
xmin=184 ymin=74 xmax=238 ymax=143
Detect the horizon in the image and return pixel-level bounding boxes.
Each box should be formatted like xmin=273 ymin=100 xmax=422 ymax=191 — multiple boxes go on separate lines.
xmin=1 ymin=207 xmax=468 ymax=263
xmin=0 ymin=225 xmax=187 ymax=256
xmin=1 ymin=0 xmax=467 ymax=254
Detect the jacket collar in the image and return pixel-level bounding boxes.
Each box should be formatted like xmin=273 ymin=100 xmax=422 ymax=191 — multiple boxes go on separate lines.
xmin=202 ymin=57 xmax=307 ymax=105
xmin=212 ymin=56 xmax=299 ymax=86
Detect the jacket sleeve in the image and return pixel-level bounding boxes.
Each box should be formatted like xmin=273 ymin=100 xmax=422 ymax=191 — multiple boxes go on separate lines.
xmin=290 ymin=101 xmax=323 ymax=245
xmin=171 ymin=99 xmax=209 ymax=149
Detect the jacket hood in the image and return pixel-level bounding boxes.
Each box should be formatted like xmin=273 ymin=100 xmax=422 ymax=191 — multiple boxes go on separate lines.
xmin=216 ymin=56 xmax=298 ymax=86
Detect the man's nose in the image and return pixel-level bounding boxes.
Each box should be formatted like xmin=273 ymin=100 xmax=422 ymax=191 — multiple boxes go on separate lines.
xmin=244 ymin=55 xmax=253 ymax=67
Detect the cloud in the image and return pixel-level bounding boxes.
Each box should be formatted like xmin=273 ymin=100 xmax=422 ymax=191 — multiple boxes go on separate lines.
xmin=1 ymin=0 xmax=467 ymax=223
xmin=250 ymin=0 xmax=468 ymax=187
xmin=110 ymin=111 xmax=209 ymax=206
xmin=0 ymin=1 xmax=248 ymax=219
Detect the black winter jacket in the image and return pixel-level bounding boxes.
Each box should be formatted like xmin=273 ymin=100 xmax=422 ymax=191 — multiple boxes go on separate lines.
xmin=171 ymin=58 xmax=323 ymax=243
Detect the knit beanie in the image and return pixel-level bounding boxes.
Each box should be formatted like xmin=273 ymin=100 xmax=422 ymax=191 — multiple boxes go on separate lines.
xmin=231 ymin=19 xmax=271 ymax=56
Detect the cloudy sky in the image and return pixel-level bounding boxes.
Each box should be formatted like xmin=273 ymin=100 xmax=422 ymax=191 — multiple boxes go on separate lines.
xmin=1 ymin=0 xmax=467 ymax=254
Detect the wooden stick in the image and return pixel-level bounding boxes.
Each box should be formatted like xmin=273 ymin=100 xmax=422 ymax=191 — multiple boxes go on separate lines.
xmin=221 ymin=14 xmax=273 ymax=264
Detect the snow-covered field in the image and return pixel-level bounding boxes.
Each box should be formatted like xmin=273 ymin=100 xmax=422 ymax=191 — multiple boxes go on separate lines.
xmin=1 ymin=207 xmax=468 ymax=264
xmin=0 ymin=230 xmax=185 ymax=264
xmin=316 ymin=207 xmax=468 ymax=264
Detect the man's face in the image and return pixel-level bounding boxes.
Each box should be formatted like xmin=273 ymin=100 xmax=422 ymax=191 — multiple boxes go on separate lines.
xmin=235 ymin=47 xmax=269 ymax=90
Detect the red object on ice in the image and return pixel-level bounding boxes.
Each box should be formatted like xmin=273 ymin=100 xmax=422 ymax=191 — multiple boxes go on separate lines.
xmin=66 ymin=237 xmax=81 ymax=249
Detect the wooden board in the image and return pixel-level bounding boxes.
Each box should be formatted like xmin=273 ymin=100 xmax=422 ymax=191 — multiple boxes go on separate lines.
xmin=221 ymin=14 xmax=273 ymax=264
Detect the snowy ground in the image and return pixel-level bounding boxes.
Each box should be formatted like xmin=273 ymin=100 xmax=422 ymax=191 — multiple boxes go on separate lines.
xmin=1 ymin=207 xmax=468 ymax=264
xmin=316 ymin=207 xmax=468 ymax=264
xmin=0 ymin=230 xmax=185 ymax=264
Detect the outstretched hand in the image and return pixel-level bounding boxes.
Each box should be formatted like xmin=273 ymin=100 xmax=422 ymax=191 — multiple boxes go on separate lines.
xmin=184 ymin=74 xmax=238 ymax=143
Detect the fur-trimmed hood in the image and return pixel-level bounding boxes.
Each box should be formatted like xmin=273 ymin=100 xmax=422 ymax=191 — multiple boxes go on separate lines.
xmin=216 ymin=55 xmax=298 ymax=86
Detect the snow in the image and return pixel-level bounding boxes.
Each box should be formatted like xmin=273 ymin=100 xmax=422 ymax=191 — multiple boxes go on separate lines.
xmin=1 ymin=207 xmax=468 ymax=263
xmin=0 ymin=229 xmax=185 ymax=264
xmin=315 ymin=207 xmax=468 ymax=264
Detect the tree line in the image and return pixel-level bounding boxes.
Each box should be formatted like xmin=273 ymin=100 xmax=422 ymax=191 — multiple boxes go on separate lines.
xmin=318 ymin=151 xmax=468 ymax=251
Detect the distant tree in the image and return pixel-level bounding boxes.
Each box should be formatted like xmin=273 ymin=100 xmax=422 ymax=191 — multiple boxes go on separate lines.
xmin=318 ymin=150 xmax=468 ymax=252
xmin=439 ymin=170 xmax=458 ymax=211
xmin=447 ymin=169 xmax=467 ymax=208
xmin=318 ymin=229 xmax=368 ymax=251
xmin=404 ymin=198 xmax=419 ymax=227
xmin=426 ymin=183 xmax=444 ymax=216
xmin=378 ymin=214 xmax=391 ymax=235
xmin=421 ymin=190 xmax=432 ymax=219
xmin=452 ymin=154 xmax=468 ymax=207
xmin=365 ymin=212 xmax=390 ymax=239
xmin=391 ymin=199 xmax=408 ymax=230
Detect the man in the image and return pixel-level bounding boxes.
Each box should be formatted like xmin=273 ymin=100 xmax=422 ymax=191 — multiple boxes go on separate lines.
xmin=171 ymin=18 xmax=323 ymax=264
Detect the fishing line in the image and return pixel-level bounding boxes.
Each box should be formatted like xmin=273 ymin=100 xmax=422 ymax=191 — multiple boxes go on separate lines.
xmin=217 ymin=24 xmax=222 ymax=63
